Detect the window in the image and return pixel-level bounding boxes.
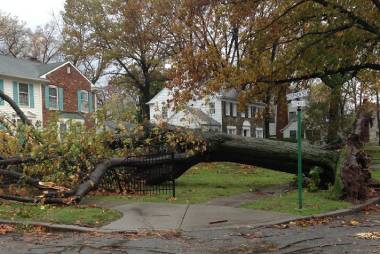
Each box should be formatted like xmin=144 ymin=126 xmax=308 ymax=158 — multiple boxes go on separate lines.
xmin=162 ymin=106 xmax=168 ymax=119
xmin=209 ymin=102 xmax=215 ymax=114
xmin=19 ymin=83 xmax=29 ymax=106
xmin=255 ymin=128 xmax=263 ymax=138
xmin=59 ymin=122 xmax=67 ymax=137
xmin=251 ymin=106 xmax=256 ymax=118
xmin=225 ymin=102 xmax=230 ymax=116
xmin=227 ymin=126 xmax=237 ymax=135
xmin=289 ymin=112 xmax=297 ymax=122
xmin=80 ymin=91 xmax=89 ymax=113
xmin=290 ymin=130 xmax=297 ymax=140
xmin=232 ymin=103 xmax=237 ymax=117
xmin=49 ymin=86 xmax=58 ymax=109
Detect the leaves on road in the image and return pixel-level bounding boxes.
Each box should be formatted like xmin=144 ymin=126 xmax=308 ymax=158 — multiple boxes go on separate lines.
xmin=355 ymin=232 xmax=380 ymax=240
xmin=0 ymin=224 xmax=15 ymax=234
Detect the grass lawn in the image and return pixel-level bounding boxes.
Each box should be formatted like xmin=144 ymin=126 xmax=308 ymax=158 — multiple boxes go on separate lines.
xmin=85 ymin=162 xmax=294 ymax=204
xmin=242 ymin=190 xmax=351 ymax=216
xmin=372 ymin=169 xmax=380 ymax=181
xmin=0 ymin=202 xmax=122 ymax=227
xmin=365 ymin=145 xmax=380 ymax=181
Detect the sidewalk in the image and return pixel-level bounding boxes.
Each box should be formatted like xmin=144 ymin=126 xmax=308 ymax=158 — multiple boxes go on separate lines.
xmin=100 ymin=202 xmax=299 ymax=231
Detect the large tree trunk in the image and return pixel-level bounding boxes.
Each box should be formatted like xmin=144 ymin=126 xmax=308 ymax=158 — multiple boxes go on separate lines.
xmin=326 ymin=85 xmax=342 ymax=144
xmin=0 ymin=88 xmax=371 ymax=204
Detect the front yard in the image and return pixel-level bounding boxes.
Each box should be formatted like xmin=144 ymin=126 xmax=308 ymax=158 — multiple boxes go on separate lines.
xmin=242 ymin=190 xmax=351 ymax=216
xmin=85 ymin=162 xmax=294 ymax=204
xmin=84 ymin=162 xmax=352 ymax=216
xmin=0 ymin=202 xmax=122 ymax=227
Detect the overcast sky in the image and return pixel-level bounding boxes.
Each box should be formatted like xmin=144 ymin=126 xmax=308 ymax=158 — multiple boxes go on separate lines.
xmin=0 ymin=0 xmax=65 ymax=29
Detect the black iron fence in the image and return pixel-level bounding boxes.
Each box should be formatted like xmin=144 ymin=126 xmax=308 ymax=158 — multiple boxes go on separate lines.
xmin=98 ymin=153 xmax=176 ymax=197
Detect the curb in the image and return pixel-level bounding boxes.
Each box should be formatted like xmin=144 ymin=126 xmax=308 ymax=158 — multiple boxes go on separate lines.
xmin=0 ymin=219 xmax=137 ymax=234
xmin=0 ymin=196 xmax=378 ymax=234
xmin=181 ymin=196 xmax=380 ymax=232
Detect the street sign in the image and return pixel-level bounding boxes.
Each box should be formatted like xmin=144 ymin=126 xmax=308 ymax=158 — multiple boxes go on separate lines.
xmin=291 ymin=100 xmax=306 ymax=107
xmin=285 ymin=90 xmax=308 ymax=210
xmin=286 ymin=90 xmax=309 ymax=101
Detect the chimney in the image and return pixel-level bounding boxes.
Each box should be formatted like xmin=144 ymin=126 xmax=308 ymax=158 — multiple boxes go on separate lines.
xmin=28 ymin=56 xmax=40 ymax=63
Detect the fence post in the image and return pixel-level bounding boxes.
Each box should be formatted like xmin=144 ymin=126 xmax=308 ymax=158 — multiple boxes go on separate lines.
xmin=171 ymin=153 xmax=176 ymax=198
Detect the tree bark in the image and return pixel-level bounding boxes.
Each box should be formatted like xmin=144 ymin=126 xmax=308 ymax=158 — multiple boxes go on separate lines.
xmin=0 ymin=90 xmax=32 ymax=126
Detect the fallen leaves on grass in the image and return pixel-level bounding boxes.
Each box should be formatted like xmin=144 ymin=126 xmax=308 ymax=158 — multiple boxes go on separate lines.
xmin=355 ymin=232 xmax=380 ymax=240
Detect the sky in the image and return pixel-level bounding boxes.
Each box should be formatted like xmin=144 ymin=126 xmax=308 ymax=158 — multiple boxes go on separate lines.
xmin=0 ymin=0 xmax=65 ymax=29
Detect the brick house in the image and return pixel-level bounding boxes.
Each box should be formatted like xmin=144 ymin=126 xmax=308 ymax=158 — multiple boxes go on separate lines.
xmin=147 ymin=88 xmax=265 ymax=137
xmin=0 ymin=55 xmax=96 ymax=130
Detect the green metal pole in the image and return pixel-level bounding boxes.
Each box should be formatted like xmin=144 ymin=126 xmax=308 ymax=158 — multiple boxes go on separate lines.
xmin=297 ymin=106 xmax=303 ymax=209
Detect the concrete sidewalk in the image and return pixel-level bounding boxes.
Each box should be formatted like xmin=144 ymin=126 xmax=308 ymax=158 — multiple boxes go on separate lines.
xmin=101 ymin=202 xmax=298 ymax=231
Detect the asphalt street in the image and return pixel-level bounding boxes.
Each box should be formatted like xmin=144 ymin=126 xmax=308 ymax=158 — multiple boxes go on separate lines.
xmin=0 ymin=207 xmax=379 ymax=254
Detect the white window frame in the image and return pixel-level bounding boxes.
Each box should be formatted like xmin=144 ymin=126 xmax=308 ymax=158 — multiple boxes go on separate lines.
xmin=232 ymin=103 xmax=237 ymax=117
xmin=49 ymin=85 xmax=59 ymax=109
xmin=227 ymin=125 xmax=237 ymax=135
xmin=209 ymin=102 xmax=215 ymax=115
xmin=255 ymin=128 xmax=264 ymax=138
xmin=248 ymin=106 xmax=252 ymax=118
xmin=18 ymin=83 xmax=29 ymax=107
xmin=80 ymin=90 xmax=89 ymax=113
xmin=225 ymin=102 xmax=231 ymax=116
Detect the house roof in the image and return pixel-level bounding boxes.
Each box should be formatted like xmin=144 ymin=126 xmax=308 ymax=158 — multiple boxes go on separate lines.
xmin=0 ymin=55 xmax=67 ymax=82
xmin=180 ymin=106 xmax=221 ymax=126
xmin=148 ymin=87 xmax=266 ymax=108
xmin=146 ymin=87 xmax=172 ymax=104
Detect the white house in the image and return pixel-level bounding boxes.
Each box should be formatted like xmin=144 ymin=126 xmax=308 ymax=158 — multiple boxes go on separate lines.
xmin=147 ymin=88 xmax=266 ymax=137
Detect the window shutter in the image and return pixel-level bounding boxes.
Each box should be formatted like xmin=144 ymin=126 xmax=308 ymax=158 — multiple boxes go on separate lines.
xmin=58 ymin=87 xmax=64 ymax=111
xmin=45 ymin=86 xmax=50 ymax=109
xmin=0 ymin=80 xmax=4 ymax=106
xmin=12 ymin=81 xmax=18 ymax=105
xmin=89 ymin=92 xmax=93 ymax=112
xmin=28 ymin=84 xmax=34 ymax=108
xmin=77 ymin=90 xmax=82 ymax=112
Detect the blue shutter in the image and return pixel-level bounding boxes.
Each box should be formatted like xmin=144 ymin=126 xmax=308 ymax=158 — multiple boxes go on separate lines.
xmin=28 ymin=84 xmax=34 ymax=108
xmin=58 ymin=87 xmax=64 ymax=111
xmin=0 ymin=80 xmax=4 ymax=106
xmin=12 ymin=81 xmax=18 ymax=105
xmin=89 ymin=92 xmax=93 ymax=112
xmin=45 ymin=86 xmax=50 ymax=109
xmin=77 ymin=90 xmax=82 ymax=112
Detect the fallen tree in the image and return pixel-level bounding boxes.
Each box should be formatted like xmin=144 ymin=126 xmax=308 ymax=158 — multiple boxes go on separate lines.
xmin=0 ymin=93 xmax=374 ymax=204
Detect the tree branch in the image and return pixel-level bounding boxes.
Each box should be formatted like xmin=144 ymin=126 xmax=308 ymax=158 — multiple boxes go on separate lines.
xmin=0 ymin=90 xmax=32 ymax=126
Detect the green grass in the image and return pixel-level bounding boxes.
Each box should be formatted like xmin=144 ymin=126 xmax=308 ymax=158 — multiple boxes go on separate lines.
xmin=242 ymin=190 xmax=351 ymax=216
xmin=365 ymin=145 xmax=380 ymax=181
xmin=85 ymin=162 xmax=294 ymax=204
xmin=372 ymin=169 xmax=380 ymax=181
xmin=0 ymin=202 xmax=122 ymax=227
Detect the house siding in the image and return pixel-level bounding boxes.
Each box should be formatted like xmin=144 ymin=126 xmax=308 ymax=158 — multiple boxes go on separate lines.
xmin=221 ymin=100 xmax=263 ymax=137
xmin=0 ymin=76 xmax=43 ymax=126
xmin=42 ymin=63 xmax=94 ymax=127
xmin=148 ymin=88 xmax=265 ymax=137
